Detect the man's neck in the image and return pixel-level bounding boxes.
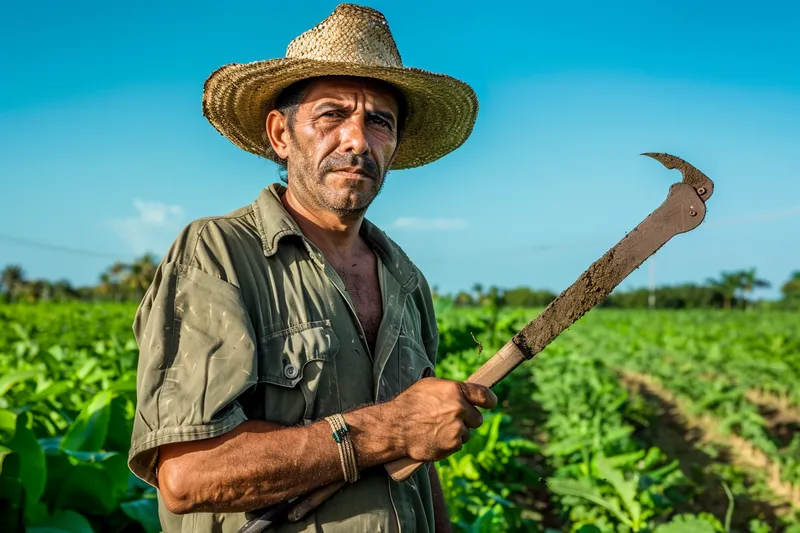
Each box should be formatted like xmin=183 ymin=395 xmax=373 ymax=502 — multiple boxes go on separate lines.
xmin=280 ymin=186 xmax=366 ymax=262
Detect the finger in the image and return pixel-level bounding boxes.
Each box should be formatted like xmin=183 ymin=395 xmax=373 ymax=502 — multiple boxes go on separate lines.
xmin=459 ymin=382 xmax=498 ymax=409
xmin=460 ymin=426 xmax=471 ymax=445
xmin=463 ymin=406 xmax=483 ymax=429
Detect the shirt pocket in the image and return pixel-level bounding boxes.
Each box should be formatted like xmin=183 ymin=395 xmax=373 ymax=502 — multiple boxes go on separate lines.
xmin=397 ymin=334 xmax=435 ymax=393
xmin=257 ymin=320 xmax=339 ymax=425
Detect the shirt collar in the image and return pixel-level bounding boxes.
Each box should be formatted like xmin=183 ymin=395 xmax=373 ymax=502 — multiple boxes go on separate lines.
xmin=253 ymin=183 xmax=418 ymax=291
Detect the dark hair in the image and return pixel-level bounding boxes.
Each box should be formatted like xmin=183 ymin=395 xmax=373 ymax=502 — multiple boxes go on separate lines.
xmin=269 ymin=76 xmax=408 ymax=179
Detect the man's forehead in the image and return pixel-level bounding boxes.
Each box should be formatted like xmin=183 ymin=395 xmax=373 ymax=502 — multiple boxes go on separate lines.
xmin=302 ymin=76 xmax=399 ymax=109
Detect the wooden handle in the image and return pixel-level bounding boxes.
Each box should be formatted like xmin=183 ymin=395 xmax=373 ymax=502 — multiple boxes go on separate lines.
xmin=286 ymin=480 xmax=346 ymax=522
xmin=385 ymin=341 xmax=528 ymax=481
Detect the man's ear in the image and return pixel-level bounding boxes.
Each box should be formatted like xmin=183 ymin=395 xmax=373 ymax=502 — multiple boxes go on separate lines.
xmin=265 ymin=110 xmax=291 ymax=160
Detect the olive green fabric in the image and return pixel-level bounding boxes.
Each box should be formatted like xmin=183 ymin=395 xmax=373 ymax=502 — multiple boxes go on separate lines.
xmin=128 ymin=183 xmax=440 ymax=533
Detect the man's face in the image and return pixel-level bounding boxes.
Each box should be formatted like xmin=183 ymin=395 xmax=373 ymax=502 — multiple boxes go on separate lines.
xmin=276 ymin=76 xmax=400 ymax=216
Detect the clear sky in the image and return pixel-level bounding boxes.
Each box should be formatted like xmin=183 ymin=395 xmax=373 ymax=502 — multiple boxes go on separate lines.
xmin=1 ymin=0 xmax=799 ymax=299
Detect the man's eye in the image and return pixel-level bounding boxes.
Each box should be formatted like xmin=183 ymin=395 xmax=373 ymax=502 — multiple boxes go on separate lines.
xmin=369 ymin=116 xmax=393 ymax=130
xmin=322 ymin=110 xmax=344 ymax=118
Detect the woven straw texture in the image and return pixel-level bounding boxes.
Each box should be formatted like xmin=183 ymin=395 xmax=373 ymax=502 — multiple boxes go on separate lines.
xmin=201 ymin=3 xmax=478 ymax=169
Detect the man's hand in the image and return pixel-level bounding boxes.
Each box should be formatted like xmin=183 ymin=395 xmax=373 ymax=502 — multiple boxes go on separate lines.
xmin=389 ymin=378 xmax=497 ymax=463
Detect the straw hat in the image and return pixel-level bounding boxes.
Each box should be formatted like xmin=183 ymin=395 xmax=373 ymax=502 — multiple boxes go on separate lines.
xmin=201 ymin=3 xmax=478 ymax=170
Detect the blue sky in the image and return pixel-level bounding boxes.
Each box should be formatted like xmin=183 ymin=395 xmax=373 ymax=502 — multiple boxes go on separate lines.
xmin=1 ymin=0 xmax=799 ymax=299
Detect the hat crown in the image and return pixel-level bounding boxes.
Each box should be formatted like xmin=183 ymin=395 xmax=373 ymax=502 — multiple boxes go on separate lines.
xmin=285 ymin=4 xmax=403 ymax=68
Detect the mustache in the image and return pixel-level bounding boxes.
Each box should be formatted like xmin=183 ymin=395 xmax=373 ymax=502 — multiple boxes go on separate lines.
xmin=320 ymin=153 xmax=380 ymax=179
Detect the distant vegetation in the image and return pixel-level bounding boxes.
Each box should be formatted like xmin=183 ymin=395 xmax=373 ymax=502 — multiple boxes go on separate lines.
xmin=437 ymin=270 xmax=800 ymax=311
xmin=2 ymin=255 xmax=799 ymax=310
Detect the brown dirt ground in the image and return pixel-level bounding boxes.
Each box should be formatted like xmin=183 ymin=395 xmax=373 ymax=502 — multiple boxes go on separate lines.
xmin=618 ymin=370 xmax=799 ymax=528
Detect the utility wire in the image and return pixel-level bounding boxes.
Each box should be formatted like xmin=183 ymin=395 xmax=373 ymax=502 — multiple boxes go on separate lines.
xmin=0 ymin=232 xmax=128 ymax=260
xmin=1 ymin=206 xmax=798 ymax=262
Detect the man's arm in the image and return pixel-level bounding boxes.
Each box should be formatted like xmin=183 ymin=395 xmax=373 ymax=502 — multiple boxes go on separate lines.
xmin=157 ymin=401 xmax=401 ymax=514
xmin=428 ymin=463 xmax=452 ymax=533
xmin=156 ymin=378 xmax=497 ymax=516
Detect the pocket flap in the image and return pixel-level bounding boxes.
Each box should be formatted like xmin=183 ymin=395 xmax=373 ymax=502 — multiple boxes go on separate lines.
xmin=258 ymin=320 xmax=339 ymax=387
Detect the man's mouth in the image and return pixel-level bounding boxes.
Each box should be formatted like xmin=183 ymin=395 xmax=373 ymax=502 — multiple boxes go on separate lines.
xmin=333 ymin=167 xmax=374 ymax=179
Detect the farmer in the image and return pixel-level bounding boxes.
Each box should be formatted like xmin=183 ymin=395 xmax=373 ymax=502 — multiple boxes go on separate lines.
xmin=128 ymin=4 xmax=496 ymax=533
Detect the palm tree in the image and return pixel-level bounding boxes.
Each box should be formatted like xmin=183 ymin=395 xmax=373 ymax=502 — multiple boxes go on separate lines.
xmin=471 ymin=283 xmax=484 ymax=305
xmin=52 ymin=279 xmax=77 ymax=301
xmin=707 ymin=271 xmax=742 ymax=310
xmin=739 ymin=268 xmax=770 ymax=310
xmin=781 ymin=271 xmax=800 ymax=305
xmin=1 ymin=265 xmax=25 ymax=303
xmin=125 ymin=254 xmax=158 ymax=301
xmin=97 ymin=272 xmax=117 ymax=301
xmin=454 ymin=291 xmax=474 ymax=306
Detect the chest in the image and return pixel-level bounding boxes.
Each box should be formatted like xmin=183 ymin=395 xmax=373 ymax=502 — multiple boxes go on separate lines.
xmin=334 ymin=256 xmax=383 ymax=355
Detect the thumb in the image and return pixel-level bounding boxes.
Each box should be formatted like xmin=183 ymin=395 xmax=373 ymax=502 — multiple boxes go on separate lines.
xmin=458 ymin=381 xmax=498 ymax=410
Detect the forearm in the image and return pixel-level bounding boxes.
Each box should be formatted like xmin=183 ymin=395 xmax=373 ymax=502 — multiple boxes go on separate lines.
xmin=158 ymin=401 xmax=404 ymax=514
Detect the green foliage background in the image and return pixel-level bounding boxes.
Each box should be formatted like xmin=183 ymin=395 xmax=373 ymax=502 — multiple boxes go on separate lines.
xmin=2 ymin=302 xmax=800 ymax=532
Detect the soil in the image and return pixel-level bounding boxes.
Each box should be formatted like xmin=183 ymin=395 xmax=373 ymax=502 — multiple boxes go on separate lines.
xmin=745 ymin=389 xmax=800 ymax=450
xmin=619 ymin=370 xmax=800 ymax=527
xmin=506 ymin=399 xmax=567 ymax=529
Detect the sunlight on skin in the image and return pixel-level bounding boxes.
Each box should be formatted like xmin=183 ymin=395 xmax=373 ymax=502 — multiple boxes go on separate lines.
xmin=266 ymin=77 xmax=401 ymax=230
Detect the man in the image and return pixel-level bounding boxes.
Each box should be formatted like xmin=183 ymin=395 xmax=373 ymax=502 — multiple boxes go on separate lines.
xmin=128 ymin=4 xmax=496 ymax=533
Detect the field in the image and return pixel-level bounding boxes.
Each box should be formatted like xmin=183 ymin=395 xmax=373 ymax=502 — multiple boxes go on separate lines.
xmin=2 ymin=302 xmax=800 ymax=533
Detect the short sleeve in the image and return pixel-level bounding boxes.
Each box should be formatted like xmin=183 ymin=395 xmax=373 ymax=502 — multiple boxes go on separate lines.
xmin=128 ymin=260 xmax=258 ymax=487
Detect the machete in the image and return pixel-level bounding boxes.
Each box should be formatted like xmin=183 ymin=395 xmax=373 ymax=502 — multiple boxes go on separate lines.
xmin=238 ymin=152 xmax=715 ymax=532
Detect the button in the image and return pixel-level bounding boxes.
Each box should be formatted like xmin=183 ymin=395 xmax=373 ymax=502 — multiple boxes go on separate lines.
xmin=284 ymin=364 xmax=298 ymax=379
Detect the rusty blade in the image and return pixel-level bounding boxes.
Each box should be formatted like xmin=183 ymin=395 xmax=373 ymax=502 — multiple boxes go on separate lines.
xmin=386 ymin=158 xmax=716 ymax=484
xmin=512 ymin=181 xmax=708 ymax=359
xmin=642 ymin=152 xmax=715 ymax=202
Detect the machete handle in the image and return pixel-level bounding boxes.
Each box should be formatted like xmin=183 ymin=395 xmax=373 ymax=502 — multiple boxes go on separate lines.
xmin=384 ymin=341 xmax=529 ymax=481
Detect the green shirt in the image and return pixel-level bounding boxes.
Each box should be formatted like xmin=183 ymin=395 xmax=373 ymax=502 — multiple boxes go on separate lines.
xmin=128 ymin=183 xmax=440 ymax=533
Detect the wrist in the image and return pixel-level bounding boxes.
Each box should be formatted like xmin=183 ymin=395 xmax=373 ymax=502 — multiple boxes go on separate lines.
xmin=345 ymin=402 xmax=407 ymax=468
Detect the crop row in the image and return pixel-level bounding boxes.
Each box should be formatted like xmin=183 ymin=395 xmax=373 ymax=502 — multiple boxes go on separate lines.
xmin=2 ymin=303 xmax=800 ymax=532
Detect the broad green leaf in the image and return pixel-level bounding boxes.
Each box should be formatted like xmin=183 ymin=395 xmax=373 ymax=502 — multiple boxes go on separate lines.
xmin=54 ymin=462 xmax=118 ymax=516
xmin=0 ymin=369 xmax=44 ymax=397
xmin=653 ymin=515 xmax=717 ymax=533
xmin=61 ymin=390 xmax=113 ymax=452
xmin=121 ymin=496 xmax=161 ymax=533
xmin=603 ymin=450 xmax=645 ymax=469
xmin=546 ymin=477 xmax=633 ymax=527
xmin=0 ymin=409 xmax=17 ymax=442
xmin=100 ymin=451 xmax=130 ymax=498
xmin=27 ymin=509 xmax=95 ymax=533
xmin=75 ymin=360 xmax=99 ymax=382
xmin=7 ymin=412 xmax=46 ymax=515
xmin=0 ymin=446 xmax=24 ymax=532
xmin=63 ymin=449 xmax=119 ymax=463
xmin=457 ymin=456 xmax=481 ymax=480
xmin=107 ymin=374 xmax=137 ymax=393
xmin=26 ymin=381 xmax=73 ymax=404
xmin=594 ymin=456 xmax=640 ymax=523
xmin=105 ymin=395 xmax=133 ymax=452
xmin=485 ymin=414 xmax=502 ymax=452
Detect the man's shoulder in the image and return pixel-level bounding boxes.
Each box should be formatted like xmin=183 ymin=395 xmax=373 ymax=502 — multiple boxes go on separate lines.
xmin=162 ymin=203 xmax=260 ymax=267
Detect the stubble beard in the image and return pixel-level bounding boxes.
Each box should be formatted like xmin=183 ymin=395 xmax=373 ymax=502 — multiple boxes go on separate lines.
xmin=286 ymin=144 xmax=388 ymax=218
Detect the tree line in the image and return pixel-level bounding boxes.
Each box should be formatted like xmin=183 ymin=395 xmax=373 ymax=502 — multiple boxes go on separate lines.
xmin=436 ymin=269 xmax=800 ymax=310
xmin=1 ymin=255 xmax=157 ymax=304
xmin=2 ymin=256 xmax=799 ymax=310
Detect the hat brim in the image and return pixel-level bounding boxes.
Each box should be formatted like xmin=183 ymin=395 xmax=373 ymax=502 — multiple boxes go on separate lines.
xmin=202 ymin=57 xmax=478 ymax=170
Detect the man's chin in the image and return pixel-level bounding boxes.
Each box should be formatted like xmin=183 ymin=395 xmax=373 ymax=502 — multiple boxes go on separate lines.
xmin=317 ymin=188 xmax=377 ymax=214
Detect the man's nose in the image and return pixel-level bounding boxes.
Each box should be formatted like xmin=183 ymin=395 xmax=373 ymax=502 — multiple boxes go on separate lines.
xmin=338 ymin=117 xmax=369 ymax=155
